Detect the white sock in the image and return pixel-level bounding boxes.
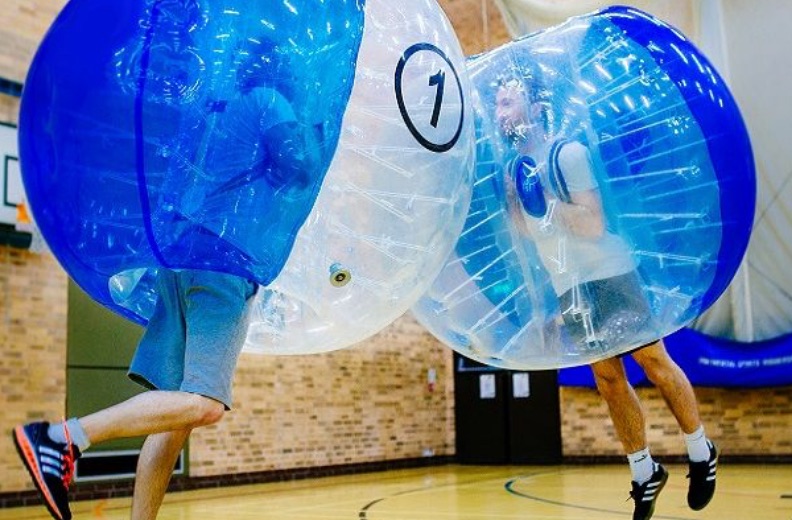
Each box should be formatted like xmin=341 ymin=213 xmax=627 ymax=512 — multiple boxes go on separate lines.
xmin=48 ymin=418 xmax=91 ymax=453
xmin=685 ymin=425 xmax=710 ymax=462
xmin=627 ymin=447 xmax=655 ymax=484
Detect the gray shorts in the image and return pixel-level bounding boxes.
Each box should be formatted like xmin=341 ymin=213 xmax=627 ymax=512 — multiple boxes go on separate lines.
xmin=559 ymin=271 xmax=650 ymax=348
xmin=128 ymin=269 xmax=257 ymax=409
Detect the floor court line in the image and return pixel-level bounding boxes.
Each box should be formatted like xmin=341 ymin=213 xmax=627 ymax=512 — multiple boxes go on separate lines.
xmin=0 ymin=463 xmax=789 ymax=520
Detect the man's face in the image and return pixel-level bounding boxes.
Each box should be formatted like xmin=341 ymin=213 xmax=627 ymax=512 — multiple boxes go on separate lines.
xmin=495 ymin=81 xmax=540 ymax=141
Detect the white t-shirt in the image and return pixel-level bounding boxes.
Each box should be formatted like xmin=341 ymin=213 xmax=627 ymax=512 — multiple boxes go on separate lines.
xmin=520 ymin=139 xmax=636 ymax=296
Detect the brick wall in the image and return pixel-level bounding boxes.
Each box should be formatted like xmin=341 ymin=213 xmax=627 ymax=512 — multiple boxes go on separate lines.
xmin=561 ymin=385 xmax=792 ymax=458
xmin=0 ymin=96 xmax=18 ymax=126
xmin=0 ymin=247 xmax=68 ymax=492
xmin=0 ymin=1 xmax=66 ymax=83
xmin=0 ymin=0 xmax=790 ymax=499
xmin=190 ymin=318 xmax=455 ymax=476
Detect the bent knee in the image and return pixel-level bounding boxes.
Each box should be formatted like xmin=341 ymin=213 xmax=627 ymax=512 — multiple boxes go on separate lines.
xmin=591 ymin=359 xmax=629 ymax=390
xmin=185 ymin=394 xmax=225 ymax=427
xmin=633 ymin=348 xmax=677 ymax=384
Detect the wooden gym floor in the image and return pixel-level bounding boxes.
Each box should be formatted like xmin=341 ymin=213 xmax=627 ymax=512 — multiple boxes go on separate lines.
xmin=1 ymin=463 xmax=790 ymax=519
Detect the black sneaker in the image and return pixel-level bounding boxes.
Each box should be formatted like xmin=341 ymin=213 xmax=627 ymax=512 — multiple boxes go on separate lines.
xmin=629 ymin=464 xmax=668 ymax=520
xmin=687 ymin=441 xmax=718 ymax=510
xmin=12 ymin=422 xmax=80 ymax=520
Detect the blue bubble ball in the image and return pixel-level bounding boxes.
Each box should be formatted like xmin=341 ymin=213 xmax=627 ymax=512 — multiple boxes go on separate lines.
xmin=412 ymin=6 xmax=756 ymax=369
xmin=20 ymin=0 xmax=474 ymax=353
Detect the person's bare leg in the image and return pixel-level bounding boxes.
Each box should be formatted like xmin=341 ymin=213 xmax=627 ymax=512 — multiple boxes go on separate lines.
xmin=592 ymin=351 xmax=667 ymax=520
xmin=131 ymin=429 xmax=190 ymax=520
xmin=78 ymin=391 xmax=224 ymax=445
xmin=631 ymin=340 xmax=701 ymax=434
xmin=634 ymin=340 xmax=717 ymax=511
xmin=591 ymin=356 xmax=647 ymax=453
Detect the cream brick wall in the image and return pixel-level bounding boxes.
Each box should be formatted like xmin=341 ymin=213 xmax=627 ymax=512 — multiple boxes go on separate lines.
xmin=562 ymin=385 xmax=792 ymax=457
xmin=0 ymin=0 xmax=66 ymax=83
xmin=0 ymin=96 xmax=18 ymax=126
xmin=0 ymin=247 xmax=68 ymax=493
xmin=190 ymin=316 xmax=455 ymax=476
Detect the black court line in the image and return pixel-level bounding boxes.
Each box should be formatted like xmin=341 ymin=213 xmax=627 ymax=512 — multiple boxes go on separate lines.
xmin=504 ymin=473 xmax=698 ymax=520
xmin=357 ymin=469 xmax=558 ymax=519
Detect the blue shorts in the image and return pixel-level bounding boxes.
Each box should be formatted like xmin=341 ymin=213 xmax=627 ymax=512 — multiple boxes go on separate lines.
xmin=128 ymin=269 xmax=257 ymax=409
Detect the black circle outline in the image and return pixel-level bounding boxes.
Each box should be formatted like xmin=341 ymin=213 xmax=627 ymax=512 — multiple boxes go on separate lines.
xmin=394 ymin=42 xmax=465 ymax=153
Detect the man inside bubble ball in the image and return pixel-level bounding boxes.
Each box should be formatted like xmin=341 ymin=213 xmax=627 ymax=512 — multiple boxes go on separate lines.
xmin=12 ymin=37 xmax=320 ymax=520
xmin=495 ymin=76 xmax=718 ymax=520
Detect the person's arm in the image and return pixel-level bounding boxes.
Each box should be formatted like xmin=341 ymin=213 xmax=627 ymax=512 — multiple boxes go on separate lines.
xmin=554 ymin=188 xmax=605 ymax=237
xmin=550 ymin=141 xmax=605 ymax=238
xmin=506 ymin=174 xmax=532 ymax=236
xmin=206 ymin=89 xmax=320 ymax=197
xmin=261 ymin=120 xmax=321 ymax=191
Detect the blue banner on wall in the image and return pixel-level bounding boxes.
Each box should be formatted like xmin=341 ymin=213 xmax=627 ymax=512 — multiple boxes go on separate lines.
xmin=559 ymin=328 xmax=792 ymax=388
